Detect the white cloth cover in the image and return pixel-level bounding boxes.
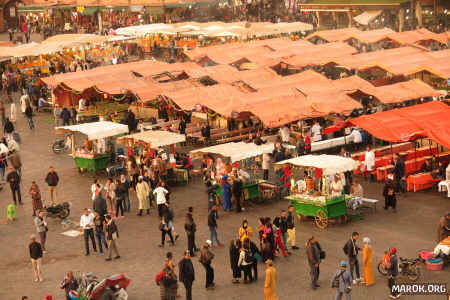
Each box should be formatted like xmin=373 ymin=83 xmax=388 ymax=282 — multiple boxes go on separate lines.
xmin=119 ymin=130 xmax=185 ymax=148
xmin=276 ymin=154 xmax=360 ymax=176
xmin=56 ymin=121 xmax=129 ymax=140
xmin=191 ymin=142 xmax=274 ymax=163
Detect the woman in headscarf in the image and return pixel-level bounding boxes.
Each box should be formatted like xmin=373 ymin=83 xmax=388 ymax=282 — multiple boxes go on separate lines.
xmin=29 ymin=181 xmax=43 ymax=216
xmin=362 ymin=237 xmax=374 ymax=286
xmin=264 ymin=259 xmax=278 ymax=300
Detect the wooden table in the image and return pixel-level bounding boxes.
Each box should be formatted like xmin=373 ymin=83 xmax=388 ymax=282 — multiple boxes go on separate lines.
xmin=406 ymin=172 xmax=438 ymax=192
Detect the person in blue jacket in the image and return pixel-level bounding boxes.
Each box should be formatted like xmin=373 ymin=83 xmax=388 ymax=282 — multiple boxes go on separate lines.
xmin=221 ymin=175 xmax=232 ymax=212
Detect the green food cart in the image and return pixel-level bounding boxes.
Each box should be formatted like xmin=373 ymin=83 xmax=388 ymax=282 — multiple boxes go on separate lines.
xmin=74 ymin=154 xmax=110 ymax=173
xmin=55 ymin=121 xmax=129 ymax=174
xmin=276 ymin=154 xmax=359 ymax=229
xmin=216 ymin=181 xmax=263 ymax=202
xmin=285 ymin=194 xmax=347 ymax=229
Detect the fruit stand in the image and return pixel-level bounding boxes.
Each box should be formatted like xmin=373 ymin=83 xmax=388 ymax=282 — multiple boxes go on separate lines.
xmin=55 ymin=121 xmax=129 ymax=174
xmin=276 ymin=154 xmax=359 ymax=229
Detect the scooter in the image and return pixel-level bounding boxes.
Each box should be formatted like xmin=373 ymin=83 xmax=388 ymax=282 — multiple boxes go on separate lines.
xmin=43 ymin=202 xmax=71 ymax=219
xmin=52 ymin=134 xmax=72 ymax=154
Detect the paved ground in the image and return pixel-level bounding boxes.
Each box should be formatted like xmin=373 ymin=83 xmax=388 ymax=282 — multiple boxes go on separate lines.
xmin=0 ymin=95 xmax=449 ymax=299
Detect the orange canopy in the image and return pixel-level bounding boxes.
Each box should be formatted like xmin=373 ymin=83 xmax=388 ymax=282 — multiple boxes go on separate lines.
xmin=367 ymin=79 xmax=440 ymax=104
xmin=305 ymin=27 xmax=361 ymax=42
xmin=349 ymin=101 xmax=450 ymax=148
xmin=387 ymin=28 xmax=448 ymax=46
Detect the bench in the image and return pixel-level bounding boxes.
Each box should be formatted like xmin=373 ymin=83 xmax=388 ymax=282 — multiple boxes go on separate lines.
xmin=360 ymin=198 xmax=379 ymax=213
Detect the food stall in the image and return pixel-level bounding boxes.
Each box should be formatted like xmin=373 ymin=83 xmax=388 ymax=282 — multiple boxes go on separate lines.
xmin=117 ymin=130 xmax=187 ymax=184
xmin=55 ymin=121 xmax=129 ymax=173
xmin=276 ymin=154 xmax=359 ymax=229
xmin=190 ymin=141 xmax=275 ymax=202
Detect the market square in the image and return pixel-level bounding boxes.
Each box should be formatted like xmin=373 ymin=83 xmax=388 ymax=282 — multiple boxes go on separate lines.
xmin=0 ymin=1 xmax=449 ymax=300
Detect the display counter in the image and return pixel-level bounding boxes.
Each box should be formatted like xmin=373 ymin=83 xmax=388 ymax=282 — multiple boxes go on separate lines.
xmin=216 ymin=180 xmax=263 ymax=202
xmin=285 ymin=194 xmax=347 ymax=229
xmin=74 ymin=153 xmax=109 ymax=173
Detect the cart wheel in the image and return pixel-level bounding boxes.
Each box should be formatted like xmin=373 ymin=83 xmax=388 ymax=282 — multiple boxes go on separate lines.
xmin=314 ymin=210 xmax=328 ymax=229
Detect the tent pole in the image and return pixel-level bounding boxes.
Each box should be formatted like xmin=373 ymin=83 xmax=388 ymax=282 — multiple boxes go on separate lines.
xmin=428 ymin=139 xmax=432 ymax=158
xmin=390 ymin=143 xmax=394 ymax=161
xmin=71 ymin=134 xmax=75 ymax=156
xmin=414 ymin=141 xmax=417 ymax=173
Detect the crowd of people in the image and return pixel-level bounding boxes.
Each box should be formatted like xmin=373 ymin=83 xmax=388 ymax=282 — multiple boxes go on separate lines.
xmin=1 ymin=75 xmax=449 ymax=299
xmin=1 ymin=12 xmax=449 ymax=300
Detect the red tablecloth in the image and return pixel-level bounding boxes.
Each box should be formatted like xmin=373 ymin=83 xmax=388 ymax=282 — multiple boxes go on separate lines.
xmin=406 ymin=172 xmax=436 ymax=192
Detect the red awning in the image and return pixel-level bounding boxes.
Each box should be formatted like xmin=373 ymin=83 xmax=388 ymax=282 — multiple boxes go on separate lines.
xmin=348 ymin=101 xmax=450 ymax=148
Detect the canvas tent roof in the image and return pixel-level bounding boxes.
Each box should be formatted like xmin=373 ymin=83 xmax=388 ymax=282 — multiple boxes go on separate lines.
xmin=353 ymin=10 xmax=382 ymax=26
xmin=367 ymin=79 xmax=440 ymax=104
xmin=55 ymin=121 xmax=129 ymax=140
xmin=0 ymin=34 xmax=108 ymax=58
xmin=190 ymin=141 xmax=274 ymax=162
xmin=348 ymin=101 xmax=450 ymax=148
xmin=276 ymin=154 xmax=359 ymax=176
xmin=344 ymin=27 xmax=395 ymax=44
xmin=115 ymin=21 xmax=312 ymax=39
xmin=118 ymin=130 xmax=185 ymax=148
xmin=305 ymin=27 xmax=361 ymax=42
xmin=387 ymin=28 xmax=447 ymax=46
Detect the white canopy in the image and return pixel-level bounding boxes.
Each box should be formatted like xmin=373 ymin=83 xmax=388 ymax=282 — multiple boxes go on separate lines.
xmin=118 ymin=130 xmax=185 ymax=148
xmin=114 ymin=21 xmax=313 ymax=39
xmin=276 ymin=154 xmax=359 ymax=176
xmin=190 ymin=141 xmax=274 ymax=162
xmin=55 ymin=121 xmax=129 ymax=140
xmin=353 ymin=11 xmax=382 ymax=26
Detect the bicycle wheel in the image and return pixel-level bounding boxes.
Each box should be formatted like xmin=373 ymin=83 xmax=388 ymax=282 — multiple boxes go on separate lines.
xmin=377 ymin=262 xmax=388 ymax=276
xmin=407 ymin=265 xmax=420 ymax=281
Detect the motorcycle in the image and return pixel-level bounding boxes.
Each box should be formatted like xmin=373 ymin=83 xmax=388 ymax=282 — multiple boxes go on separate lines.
xmin=71 ymin=273 xmax=130 ymax=300
xmin=378 ymin=256 xmax=421 ymax=281
xmin=52 ymin=134 xmax=72 ymax=154
xmin=43 ymin=202 xmax=71 ymax=219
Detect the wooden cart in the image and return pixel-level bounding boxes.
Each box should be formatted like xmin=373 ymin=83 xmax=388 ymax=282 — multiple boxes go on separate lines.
xmin=74 ymin=154 xmax=110 ymax=174
xmin=286 ymin=195 xmax=347 ymax=229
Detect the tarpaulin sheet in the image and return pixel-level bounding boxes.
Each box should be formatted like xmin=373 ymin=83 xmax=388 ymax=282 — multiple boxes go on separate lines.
xmin=118 ymin=130 xmax=185 ymax=147
xmin=306 ymin=27 xmax=361 ymax=42
xmin=281 ymin=42 xmax=357 ymax=67
xmin=353 ymin=10 xmax=382 ymax=26
xmin=344 ymin=27 xmax=395 ymax=44
xmin=349 ymin=101 xmax=450 ymax=148
xmin=387 ymin=28 xmax=447 ymax=46
xmin=191 ymin=141 xmax=274 ymax=162
xmin=276 ymin=154 xmax=360 ymax=176
xmin=368 ymin=79 xmax=440 ymax=104
xmin=55 ymin=121 xmax=129 ymax=140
